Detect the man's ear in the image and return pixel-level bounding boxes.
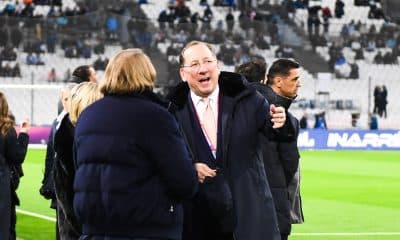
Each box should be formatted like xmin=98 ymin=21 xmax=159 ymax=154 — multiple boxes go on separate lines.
xmin=216 ymin=60 xmax=222 ymax=76
xmin=180 ymin=68 xmax=186 ymax=82
xmin=275 ymin=76 xmax=282 ymax=88
xmin=217 ymin=60 xmax=221 ymax=69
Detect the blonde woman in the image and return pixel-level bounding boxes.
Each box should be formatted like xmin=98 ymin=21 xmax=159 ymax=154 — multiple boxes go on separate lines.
xmin=69 ymin=82 xmax=103 ymax=125
xmin=53 ymin=82 xmax=102 ymax=240
xmin=73 ymin=49 xmax=198 ymax=239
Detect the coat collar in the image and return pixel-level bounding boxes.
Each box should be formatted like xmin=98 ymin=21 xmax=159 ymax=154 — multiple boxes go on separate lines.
xmin=265 ymin=85 xmax=296 ymax=109
xmin=247 ymin=82 xmax=295 ymax=109
xmin=167 ymin=71 xmax=251 ymax=110
xmin=106 ymin=89 xmax=169 ymax=108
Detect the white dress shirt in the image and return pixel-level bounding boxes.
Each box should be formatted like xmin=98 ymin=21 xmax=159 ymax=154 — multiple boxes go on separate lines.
xmin=190 ymin=86 xmax=219 ymax=129
xmin=190 ymin=86 xmax=219 ymax=157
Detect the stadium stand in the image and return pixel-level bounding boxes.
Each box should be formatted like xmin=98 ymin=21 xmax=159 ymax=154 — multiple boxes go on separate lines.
xmin=0 ymin=0 xmax=398 ymax=129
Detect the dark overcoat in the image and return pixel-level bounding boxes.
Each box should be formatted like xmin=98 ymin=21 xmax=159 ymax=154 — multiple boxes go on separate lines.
xmin=249 ymin=83 xmax=302 ymax=236
xmin=167 ymin=72 xmax=292 ymax=240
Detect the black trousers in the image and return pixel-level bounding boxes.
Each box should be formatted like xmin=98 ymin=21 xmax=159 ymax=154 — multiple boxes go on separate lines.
xmin=9 ymin=204 xmax=16 ymax=240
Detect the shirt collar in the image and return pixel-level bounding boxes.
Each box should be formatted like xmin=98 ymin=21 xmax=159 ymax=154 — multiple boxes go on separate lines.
xmin=191 ymin=85 xmax=220 ymax=106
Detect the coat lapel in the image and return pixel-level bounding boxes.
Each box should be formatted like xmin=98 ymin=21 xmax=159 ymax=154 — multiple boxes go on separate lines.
xmin=176 ymin=101 xmax=199 ymax=163
xmin=217 ymin=93 xmax=234 ymax=169
xmin=176 ymin=95 xmax=217 ymax=166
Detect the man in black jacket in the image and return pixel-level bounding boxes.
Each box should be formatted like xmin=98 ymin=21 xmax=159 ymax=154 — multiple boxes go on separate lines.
xmin=236 ymin=58 xmax=304 ymax=240
xmin=167 ymin=41 xmax=294 ymax=240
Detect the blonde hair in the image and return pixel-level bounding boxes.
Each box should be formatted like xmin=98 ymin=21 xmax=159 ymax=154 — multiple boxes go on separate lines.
xmin=0 ymin=92 xmax=13 ymax=136
xmin=61 ymin=83 xmax=78 ymax=113
xmin=69 ymin=82 xmax=103 ymax=125
xmin=100 ymin=48 xmax=156 ymax=95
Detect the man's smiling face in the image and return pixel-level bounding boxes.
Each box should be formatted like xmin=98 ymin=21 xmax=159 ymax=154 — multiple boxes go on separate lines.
xmin=179 ymin=43 xmax=220 ymax=98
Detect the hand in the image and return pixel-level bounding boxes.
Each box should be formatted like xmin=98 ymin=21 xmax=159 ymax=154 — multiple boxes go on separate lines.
xmin=20 ymin=118 xmax=31 ymax=133
xmin=270 ymin=104 xmax=286 ymax=129
xmin=194 ymin=163 xmax=216 ymax=183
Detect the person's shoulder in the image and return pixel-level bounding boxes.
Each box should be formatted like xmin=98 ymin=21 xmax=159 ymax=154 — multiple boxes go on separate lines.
xmin=220 ymin=71 xmax=254 ymax=97
xmin=6 ymin=126 xmax=17 ymax=138
xmin=145 ymin=99 xmax=175 ymax=120
xmin=117 ymin=91 xmax=174 ymax=120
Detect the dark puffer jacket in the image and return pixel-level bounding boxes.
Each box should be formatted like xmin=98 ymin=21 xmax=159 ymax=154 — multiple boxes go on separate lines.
xmin=73 ymin=90 xmax=198 ymax=239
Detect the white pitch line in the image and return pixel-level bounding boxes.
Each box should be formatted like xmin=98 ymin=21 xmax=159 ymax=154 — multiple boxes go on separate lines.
xmin=293 ymin=232 xmax=400 ymax=236
xmin=16 ymin=209 xmax=56 ymax=222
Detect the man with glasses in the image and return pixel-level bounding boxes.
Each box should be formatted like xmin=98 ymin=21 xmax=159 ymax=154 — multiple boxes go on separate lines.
xmin=167 ymin=41 xmax=295 ymax=240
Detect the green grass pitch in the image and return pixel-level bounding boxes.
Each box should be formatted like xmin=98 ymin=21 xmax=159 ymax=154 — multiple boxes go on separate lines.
xmin=15 ymin=149 xmax=400 ymax=239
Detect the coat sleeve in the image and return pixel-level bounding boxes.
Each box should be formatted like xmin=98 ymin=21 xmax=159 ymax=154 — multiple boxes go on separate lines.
xmin=261 ymin=110 xmax=296 ymax=142
xmin=277 ymin=140 xmax=300 ymax=185
xmin=40 ymin=121 xmax=57 ymax=200
xmin=15 ymin=132 xmax=29 ymax=164
xmin=145 ymin=110 xmax=198 ymax=200
xmin=4 ymin=128 xmax=18 ymax=167
xmin=277 ymin=115 xmax=300 ymax=184
xmin=42 ymin=124 xmax=56 ymax=184
xmin=254 ymin=92 xmax=296 ymax=141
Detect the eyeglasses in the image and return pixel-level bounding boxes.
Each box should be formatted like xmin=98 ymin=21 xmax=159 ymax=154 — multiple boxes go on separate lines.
xmin=181 ymin=59 xmax=217 ymax=72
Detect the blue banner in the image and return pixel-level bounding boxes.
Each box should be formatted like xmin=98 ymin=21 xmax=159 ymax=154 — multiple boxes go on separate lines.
xmin=298 ymin=129 xmax=400 ymax=150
